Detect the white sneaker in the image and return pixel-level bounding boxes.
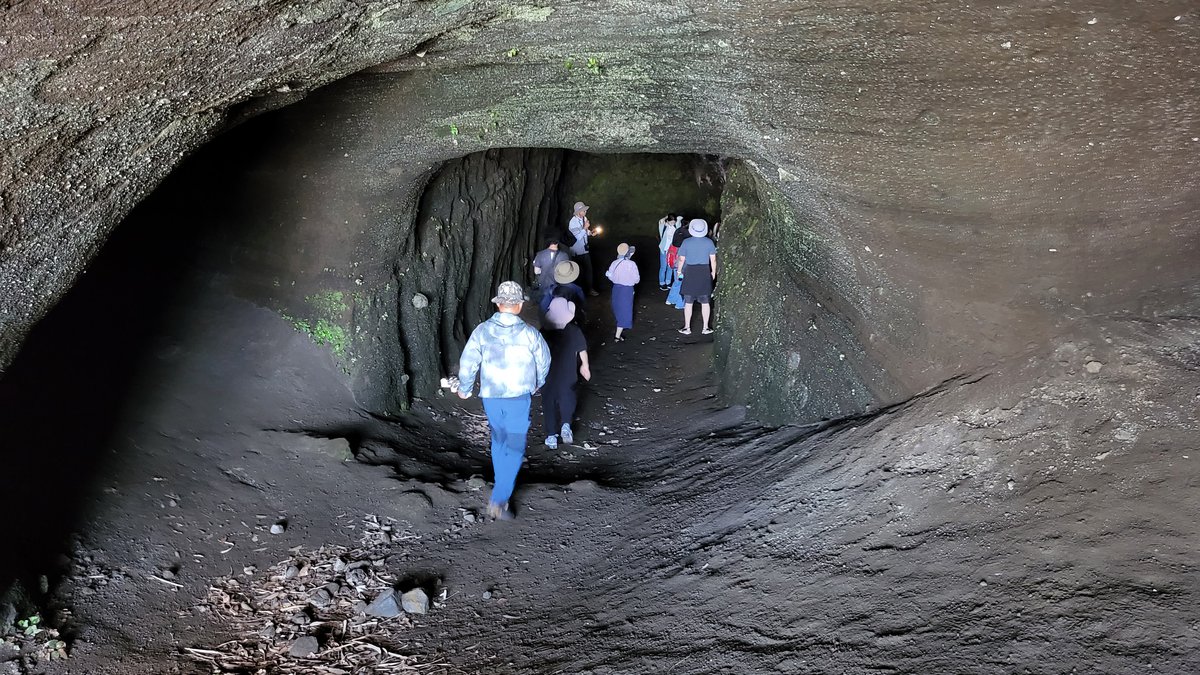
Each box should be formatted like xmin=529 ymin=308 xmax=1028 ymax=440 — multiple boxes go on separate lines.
xmin=545 ymin=435 xmax=558 ymax=449
xmin=560 ymin=424 xmax=574 ymax=444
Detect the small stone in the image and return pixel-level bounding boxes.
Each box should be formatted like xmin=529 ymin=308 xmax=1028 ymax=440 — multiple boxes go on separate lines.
xmin=466 ymin=476 xmax=486 ymax=490
xmin=283 ymin=565 xmax=299 ymax=580
xmin=161 ymin=569 xmax=176 ymax=580
xmin=411 ymin=293 xmax=430 ymax=309
xmin=288 ymin=635 xmax=320 ymax=658
xmin=401 ymin=588 xmax=430 ymax=615
xmin=259 ymin=623 xmax=276 ymax=640
xmin=365 ymin=590 xmax=403 ymax=618
xmin=333 ymin=558 xmax=348 ymax=573
xmin=482 ymin=590 xmax=492 ymax=600
xmin=1085 ymin=361 xmax=1103 ymax=374
xmin=270 ymin=522 xmax=286 ymax=535
xmin=324 ymin=582 xmax=341 ymax=596
xmin=345 ymin=568 xmax=369 ymax=587
xmin=309 ymin=588 xmax=332 ymax=607
xmin=289 ymin=612 xmax=311 ymax=626
xmin=463 ymin=512 xmax=477 ymax=524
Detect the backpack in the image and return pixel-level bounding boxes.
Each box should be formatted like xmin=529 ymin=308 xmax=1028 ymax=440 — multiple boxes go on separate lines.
xmin=561 ymin=226 xmax=578 ymax=248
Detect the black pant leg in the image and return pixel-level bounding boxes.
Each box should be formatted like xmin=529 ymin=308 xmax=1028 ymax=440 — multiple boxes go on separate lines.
xmin=577 ymin=253 xmax=594 ymax=294
xmin=560 ymin=382 xmax=578 ymax=429
xmin=542 ymin=380 xmax=561 ymax=435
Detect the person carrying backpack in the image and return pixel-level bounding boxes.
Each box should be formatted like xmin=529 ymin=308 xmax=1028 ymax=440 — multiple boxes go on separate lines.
xmin=567 ymin=201 xmax=599 ymax=296
xmin=656 ymin=213 xmax=680 ymax=289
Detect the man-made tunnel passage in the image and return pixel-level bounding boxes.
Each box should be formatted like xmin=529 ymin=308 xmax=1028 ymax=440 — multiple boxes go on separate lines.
xmin=1 ymin=1 xmax=1198 ymax=672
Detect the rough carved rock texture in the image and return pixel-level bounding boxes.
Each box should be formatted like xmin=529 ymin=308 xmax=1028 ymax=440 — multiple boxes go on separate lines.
xmin=1 ymin=1 xmax=1198 ymax=421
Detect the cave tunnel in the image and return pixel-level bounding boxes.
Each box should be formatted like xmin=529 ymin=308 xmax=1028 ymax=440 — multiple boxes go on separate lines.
xmin=2 ymin=2 xmax=1199 ymax=673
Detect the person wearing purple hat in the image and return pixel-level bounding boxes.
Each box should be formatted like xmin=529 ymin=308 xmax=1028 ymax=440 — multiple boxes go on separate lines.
xmin=675 ymin=218 xmax=718 ymax=335
xmin=456 ymin=281 xmax=551 ymax=520
xmin=539 ymin=297 xmax=591 ymax=449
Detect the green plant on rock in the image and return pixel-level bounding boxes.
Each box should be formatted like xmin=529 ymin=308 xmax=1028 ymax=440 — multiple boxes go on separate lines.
xmin=586 ymin=57 xmax=603 ymax=75
xmin=564 ymin=58 xmax=574 ymax=70
xmin=280 ymin=290 xmax=354 ymax=360
xmin=306 ymin=290 xmax=348 ymax=316
xmin=311 ymin=319 xmax=349 ymax=359
xmin=506 ymin=48 xmax=519 ymax=57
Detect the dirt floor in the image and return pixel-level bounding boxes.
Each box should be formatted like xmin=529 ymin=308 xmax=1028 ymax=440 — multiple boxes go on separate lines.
xmin=1 ymin=248 xmax=1199 ymax=674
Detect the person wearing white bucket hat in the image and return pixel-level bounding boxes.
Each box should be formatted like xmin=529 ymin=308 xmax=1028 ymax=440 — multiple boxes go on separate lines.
xmin=456 ymin=281 xmax=551 ymax=520
xmin=675 ymin=218 xmax=718 ymax=335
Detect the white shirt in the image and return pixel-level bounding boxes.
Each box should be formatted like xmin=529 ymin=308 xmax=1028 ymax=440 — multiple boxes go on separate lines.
xmin=658 ymin=221 xmax=678 ymax=252
xmin=568 ymin=215 xmax=589 ymax=255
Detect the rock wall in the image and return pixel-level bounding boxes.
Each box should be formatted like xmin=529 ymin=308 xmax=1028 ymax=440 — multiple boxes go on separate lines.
xmin=98 ymin=87 xmax=563 ymax=413
xmin=2 ymin=1 xmax=1198 ymax=424
xmin=397 ymin=147 xmax=563 ymax=400
xmin=716 ymin=162 xmax=894 ymax=423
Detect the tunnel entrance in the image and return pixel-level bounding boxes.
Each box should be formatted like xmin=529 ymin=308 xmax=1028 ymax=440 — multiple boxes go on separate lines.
xmin=0 ymin=73 xmax=887 ymax=653
xmin=0 ymin=106 xmax=731 ymax=600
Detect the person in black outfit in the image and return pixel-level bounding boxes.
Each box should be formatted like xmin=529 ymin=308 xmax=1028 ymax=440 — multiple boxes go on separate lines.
xmin=540 ymin=300 xmax=591 ymax=449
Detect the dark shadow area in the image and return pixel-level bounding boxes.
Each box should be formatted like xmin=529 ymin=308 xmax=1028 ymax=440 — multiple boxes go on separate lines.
xmin=0 ymin=111 xmax=296 ymax=604
xmin=0 ymin=191 xmax=209 ymax=595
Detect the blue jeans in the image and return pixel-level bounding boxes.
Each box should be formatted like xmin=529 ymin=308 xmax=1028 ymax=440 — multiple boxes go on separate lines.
xmin=481 ymin=395 xmax=531 ymax=506
xmin=658 ymin=251 xmax=674 ymax=286
xmin=666 ymin=277 xmax=684 ymax=309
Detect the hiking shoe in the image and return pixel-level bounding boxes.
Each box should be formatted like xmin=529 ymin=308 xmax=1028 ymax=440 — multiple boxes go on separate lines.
xmin=545 ymin=434 xmax=558 ymax=449
xmin=560 ymin=424 xmax=574 ymax=444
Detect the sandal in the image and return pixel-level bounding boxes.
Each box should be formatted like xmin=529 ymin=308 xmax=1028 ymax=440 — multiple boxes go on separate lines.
xmin=702 ymin=328 xmax=714 ymax=335
xmin=678 ymin=328 xmax=691 ymax=335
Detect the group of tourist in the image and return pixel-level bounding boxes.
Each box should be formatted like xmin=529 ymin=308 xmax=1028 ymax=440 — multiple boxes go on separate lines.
xmin=657 ymin=212 xmax=719 ymax=335
xmin=453 ymin=200 xmax=719 ymax=520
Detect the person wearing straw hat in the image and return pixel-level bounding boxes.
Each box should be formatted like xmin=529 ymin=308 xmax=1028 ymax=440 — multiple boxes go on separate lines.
xmin=538 ymin=260 xmax=586 ymax=323
xmin=605 ymin=242 xmax=641 ymax=342
xmin=456 ymin=281 xmax=551 ymax=520
xmin=675 ymin=218 xmax=718 ymax=335
xmin=539 ymin=297 xmax=591 ymax=449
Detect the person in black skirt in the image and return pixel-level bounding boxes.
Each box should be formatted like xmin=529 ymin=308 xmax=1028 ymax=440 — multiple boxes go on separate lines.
xmin=675 ymin=218 xmax=718 ymax=335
